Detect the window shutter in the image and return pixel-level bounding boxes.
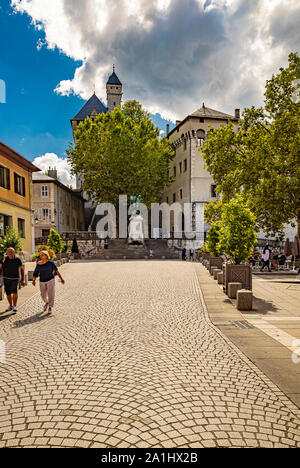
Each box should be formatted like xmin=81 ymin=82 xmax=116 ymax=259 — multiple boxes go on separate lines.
xmin=6 ymin=168 xmax=10 ymax=190
xmin=14 ymin=173 xmax=18 ymax=193
xmin=22 ymin=177 xmax=26 ymax=197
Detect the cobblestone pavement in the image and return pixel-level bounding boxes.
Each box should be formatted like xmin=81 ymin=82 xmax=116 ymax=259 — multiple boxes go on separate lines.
xmin=0 ymin=261 xmax=299 ymax=448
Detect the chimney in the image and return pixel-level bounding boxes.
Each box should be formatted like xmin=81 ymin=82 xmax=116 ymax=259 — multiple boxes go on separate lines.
xmin=235 ymin=109 xmax=240 ymax=119
xmin=176 ymin=120 xmax=181 ymax=127
xmin=48 ymin=167 xmax=58 ymax=180
xmin=166 ymin=124 xmax=170 ymax=136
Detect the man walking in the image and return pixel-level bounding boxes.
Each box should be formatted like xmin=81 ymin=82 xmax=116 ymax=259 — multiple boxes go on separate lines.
xmin=0 ymin=248 xmax=24 ymax=313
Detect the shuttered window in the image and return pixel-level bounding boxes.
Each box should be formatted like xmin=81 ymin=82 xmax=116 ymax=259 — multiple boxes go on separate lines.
xmin=14 ymin=173 xmax=26 ymax=196
xmin=0 ymin=165 xmax=10 ymax=190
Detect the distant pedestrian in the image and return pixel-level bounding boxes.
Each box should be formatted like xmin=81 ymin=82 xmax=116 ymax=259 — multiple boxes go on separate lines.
xmin=260 ymin=245 xmax=272 ymax=272
xmin=32 ymin=251 xmax=65 ymax=315
xmin=272 ymin=247 xmax=280 ymax=271
xmin=190 ymin=249 xmax=194 ymax=262
xmin=182 ymin=248 xmax=187 ymax=261
xmin=0 ymin=248 xmax=25 ymax=313
xmin=149 ymin=249 xmax=154 ymax=259
xmin=18 ymin=248 xmax=26 ymax=265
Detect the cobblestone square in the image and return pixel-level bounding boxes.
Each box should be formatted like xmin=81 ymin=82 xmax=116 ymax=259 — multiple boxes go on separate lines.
xmin=0 ymin=261 xmax=299 ymax=448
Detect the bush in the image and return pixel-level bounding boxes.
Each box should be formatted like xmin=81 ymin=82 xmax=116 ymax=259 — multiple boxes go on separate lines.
xmin=206 ymin=221 xmax=222 ymax=256
xmin=0 ymin=228 xmax=22 ymax=258
xmin=218 ymin=196 xmax=257 ymax=264
xmin=71 ymin=238 xmax=79 ymax=254
xmin=47 ymin=229 xmax=64 ymax=255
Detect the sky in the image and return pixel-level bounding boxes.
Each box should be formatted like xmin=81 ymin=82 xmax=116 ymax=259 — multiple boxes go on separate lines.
xmin=0 ymin=0 xmax=299 ymax=187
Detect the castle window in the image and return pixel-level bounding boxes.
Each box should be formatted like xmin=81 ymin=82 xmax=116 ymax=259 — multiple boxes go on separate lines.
xmin=179 ymin=189 xmax=183 ymax=200
xmin=184 ymin=139 xmax=187 ymax=151
xmin=179 ymin=162 xmax=182 ymax=174
xmin=173 ymin=193 xmax=176 ymax=203
xmin=173 ymin=167 xmax=176 ymax=177
xmin=184 ymin=159 xmax=187 ymax=172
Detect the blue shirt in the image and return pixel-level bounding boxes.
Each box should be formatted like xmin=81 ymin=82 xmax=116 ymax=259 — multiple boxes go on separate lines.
xmin=33 ymin=261 xmax=58 ymax=283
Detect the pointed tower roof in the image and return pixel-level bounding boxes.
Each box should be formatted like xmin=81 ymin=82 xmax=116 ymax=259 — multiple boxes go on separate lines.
xmin=107 ymin=66 xmax=122 ymax=86
xmin=72 ymin=93 xmax=108 ymax=121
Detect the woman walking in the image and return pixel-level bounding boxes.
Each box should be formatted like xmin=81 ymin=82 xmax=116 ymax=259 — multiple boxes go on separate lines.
xmin=32 ymin=251 xmax=65 ymax=314
xmin=260 ymin=245 xmax=272 ymax=272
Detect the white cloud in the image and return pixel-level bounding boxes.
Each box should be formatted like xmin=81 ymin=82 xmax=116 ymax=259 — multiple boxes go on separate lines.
xmin=11 ymin=0 xmax=300 ymax=120
xmin=33 ymin=153 xmax=76 ymax=188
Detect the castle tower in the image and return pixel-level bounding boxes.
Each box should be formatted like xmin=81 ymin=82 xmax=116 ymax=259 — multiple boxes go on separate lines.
xmin=106 ymin=65 xmax=123 ymax=112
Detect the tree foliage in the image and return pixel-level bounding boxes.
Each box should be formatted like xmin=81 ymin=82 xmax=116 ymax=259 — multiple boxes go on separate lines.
xmin=67 ymin=102 xmax=174 ymax=207
xmin=206 ymin=221 xmax=222 ymax=257
xmin=0 ymin=228 xmax=22 ymax=258
xmin=218 ymin=197 xmax=257 ymax=264
xmin=47 ymin=229 xmax=64 ymax=255
xmin=202 ymin=53 xmax=300 ymax=237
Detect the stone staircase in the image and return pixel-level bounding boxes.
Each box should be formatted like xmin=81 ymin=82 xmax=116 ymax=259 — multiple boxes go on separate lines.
xmin=86 ymin=239 xmax=180 ymax=260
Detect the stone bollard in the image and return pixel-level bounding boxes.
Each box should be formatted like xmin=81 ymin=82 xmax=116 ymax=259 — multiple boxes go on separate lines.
xmin=28 ymin=271 xmax=34 ymax=282
xmin=237 ymin=290 xmax=253 ymax=311
xmin=56 ymin=261 xmax=61 ymax=267
xmin=210 ymin=266 xmax=218 ymax=276
xmin=217 ymin=271 xmax=224 ymax=285
xmin=228 ymin=282 xmax=242 ymax=299
xmin=213 ymin=269 xmax=221 ymax=280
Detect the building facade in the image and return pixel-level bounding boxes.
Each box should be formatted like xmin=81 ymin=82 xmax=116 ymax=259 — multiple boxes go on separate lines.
xmin=164 ymin=105 xmax=240 ymax=247
xmin=0 ymin=142 xmax=39 ymax=256
xmin=33 ymin=170 xmax=85 ymax=241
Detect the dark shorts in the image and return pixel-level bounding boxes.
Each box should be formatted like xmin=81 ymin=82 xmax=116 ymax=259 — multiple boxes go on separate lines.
xmin=4 ymin=279 xmax=19 ymax=296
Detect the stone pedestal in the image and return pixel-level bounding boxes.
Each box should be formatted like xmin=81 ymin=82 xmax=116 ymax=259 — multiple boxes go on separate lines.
xmin=210 ymin=266 xmax=218 ymax=276
xmin=213 ymin=269 xmax=221 ymax=280
xmin=217 ymin=272 xmax=224 ymax=285
xmin=28 ymin=271 xmax=34 ymax=281
xmin=228 ymin=282 xmax=242 ymax=299
xmin=224 ymin=264 xmax=252 ymax=294
xmin=237 ymin=290 xmax=253 ymax=311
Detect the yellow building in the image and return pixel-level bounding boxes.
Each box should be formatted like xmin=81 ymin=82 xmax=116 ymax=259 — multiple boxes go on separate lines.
xmin=0 ymin=142 xmax=39 ymax=257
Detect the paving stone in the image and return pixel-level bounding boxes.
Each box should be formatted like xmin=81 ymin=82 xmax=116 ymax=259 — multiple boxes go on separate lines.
xmin=0 ymin=261 xmax=299 ymax=448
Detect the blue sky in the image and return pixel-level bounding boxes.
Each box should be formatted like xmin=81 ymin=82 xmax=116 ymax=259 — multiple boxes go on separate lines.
xmin=0 ymin=0 xmax=299 ymax=185
xmin=0 ymin=0 xmax=173 ymax=166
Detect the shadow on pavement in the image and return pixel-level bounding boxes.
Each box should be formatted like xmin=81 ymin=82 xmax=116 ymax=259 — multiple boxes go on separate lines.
xmin=253 ymin=296 xmax=279 ymax=314
xmin=12 ymin=312 xmax=51 ymax=329
xmin=0 ymin=312 xmax=17 ymax=322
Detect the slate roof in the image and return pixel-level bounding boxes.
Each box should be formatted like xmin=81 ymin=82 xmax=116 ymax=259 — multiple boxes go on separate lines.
xmin=107 ymin=71 xmax=122 ymax=85
xmin=190 ymin=105 xmax=237 ymax=120
xmin=72 ymin=94 xmax=108 ymax=121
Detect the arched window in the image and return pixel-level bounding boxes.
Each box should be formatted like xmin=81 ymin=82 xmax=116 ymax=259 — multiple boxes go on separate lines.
xmin=196 ymin=129 xmax=205 ymax=147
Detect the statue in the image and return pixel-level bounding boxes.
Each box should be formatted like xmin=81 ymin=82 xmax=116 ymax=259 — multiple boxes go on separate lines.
xmin=128 ymin=212 xmax=144 ymax=242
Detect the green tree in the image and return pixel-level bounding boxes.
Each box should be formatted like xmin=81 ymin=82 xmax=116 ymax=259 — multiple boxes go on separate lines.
xmin=218 ymin=197 xmax=257 ymax=264
xmin=47 ymin=229 xmax=64 ymax=255
xmin=0 ymin=228 xmax=22 ymax=258
xmin=202 ymin=53 xmax=300 ymax=238
xmin=122 ymin=100 xmax=151 ymax=123
xmin=67 ymin=104 xmax=174 ymax=207
xmin=206 ymin=221 xmax=222 ymax=257
xmin=71 ymin=238 xmax=79 ymax=254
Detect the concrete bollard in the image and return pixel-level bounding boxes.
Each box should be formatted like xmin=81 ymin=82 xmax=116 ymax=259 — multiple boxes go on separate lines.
xmin=217 ymin=271 xmax=224 ymax=285
xmin=56 ymin=261 xmax=61 ymax=267
xmin=213 ymin=269 xmax=222 ymax=280
xmin=28 ymin=271 xmax=34 ymax=281
xmin=210 ymin=266 xmax=218 ymax=276
xmin=237 ymin=290 xmax=253 ymax=311
xmin=228 ymin=282 xmax=242 ymax=299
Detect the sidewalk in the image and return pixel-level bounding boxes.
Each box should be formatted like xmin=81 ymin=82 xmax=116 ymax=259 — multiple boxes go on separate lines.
xmin=195 ymin=264 xmax=300 ymax=409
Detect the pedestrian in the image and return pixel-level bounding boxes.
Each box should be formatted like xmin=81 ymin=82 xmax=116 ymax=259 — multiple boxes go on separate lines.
xmin=272 ymin=247 xmax=280 ymax=271
xmin=182 ymin=248 xmax=187 ymax=261
xmin=0 ymin=247 xmax=25 ymax=313
xmin=190 ymin=249 xmax=194 ymax=262
xmin=32 ymin=251 xmax=65 ymax=315
xmin=149 ymin=249 xmax=154 ymax=259
xmin=260 ymin=245 xmax=272 ymax=272
xmin=18 ymin=248 xmax=26 ymax=265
